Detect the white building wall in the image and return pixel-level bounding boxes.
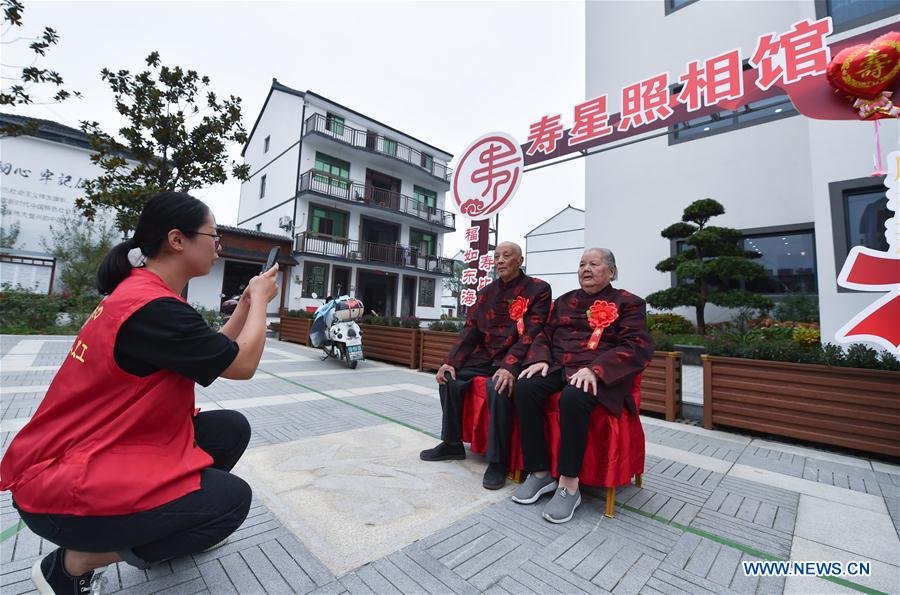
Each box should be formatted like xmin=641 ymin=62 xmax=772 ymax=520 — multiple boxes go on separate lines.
xmin=585 ymin=1 xmax=895 ymax=335
xmin=0 ymin=136 xmax=110 ymax=252
xmin=186 ymin=259 xmax=225 ymax=311
xmin=238 ymin=89 xmax=304 ymax=234
xmin=525 ymin=208 xmax=584 ymax=299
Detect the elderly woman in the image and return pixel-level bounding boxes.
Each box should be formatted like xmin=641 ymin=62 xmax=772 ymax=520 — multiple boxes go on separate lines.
xmin=511 ymin=248 xmax=653 ymax=523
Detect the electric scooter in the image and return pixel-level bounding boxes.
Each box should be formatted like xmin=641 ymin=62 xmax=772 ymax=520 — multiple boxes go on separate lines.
xmin=309 ymin=294 xmax=365 ymax=369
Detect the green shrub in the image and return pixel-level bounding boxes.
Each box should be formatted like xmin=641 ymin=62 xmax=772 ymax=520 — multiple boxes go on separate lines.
xmin=429 ymin=320 xmax=463 ymax=333
xmin=1 ymin=285 xmax=62 ymax=332
xmin=773 ymin=294 xmax=819 ymax=323
xmin=284 ymin=309 xmax=315 ymax=319
xmin=0 ymin=285 xmax=102 ymax=334
xmin=61 ymin=294 xmax=102 ymax=329
xmin=192 ymin=304 xmax=225 ymax=330
xmin=401 ymin=316 xmax=421 ymax=329
xmin=650 ymin=329 xmax=675 ymax=351
xmin=792 ymin=327 xmax=821 ymax=347
xmin=647 ymin=313 xmax=695 ymax=335
xmin=706 ymin=337 xmax=899 ymax=371
xmin=667 ymin=334 xmax=710 ymax=346
xmin=360 ymin=315 xmax=421 ymax=328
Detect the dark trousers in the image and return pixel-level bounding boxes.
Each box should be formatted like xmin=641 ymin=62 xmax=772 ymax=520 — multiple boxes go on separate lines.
xmin=514 ymin=371 xmax=600 ymax=478
xmin=16 ymin=410 xmax=253 ymax=569
xmin=439 ymin=365 xmax=514 ymax=465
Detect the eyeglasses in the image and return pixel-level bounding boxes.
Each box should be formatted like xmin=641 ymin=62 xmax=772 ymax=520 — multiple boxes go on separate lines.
xmin=194 ymin=232 xmax=222 ymax=249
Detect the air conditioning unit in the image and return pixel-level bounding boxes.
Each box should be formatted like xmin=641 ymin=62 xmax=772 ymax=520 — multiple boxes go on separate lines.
xmin=277 ymin=216 xmax=293 ymax=231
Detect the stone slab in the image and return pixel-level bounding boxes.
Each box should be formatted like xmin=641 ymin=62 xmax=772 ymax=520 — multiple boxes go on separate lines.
xmin=794 ymin=495 xmax=900 ymax=566
xmin=727 ymin=465 xmax=888 ymax=515
xmin=234 ymin=423 xmax=512 ymax=576
xmin=784 ymin=536 xmax=900 ymax=595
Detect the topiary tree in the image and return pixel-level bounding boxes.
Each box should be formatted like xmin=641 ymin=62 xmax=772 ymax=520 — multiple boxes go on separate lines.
xmin=646 ymin=198 xmax=773 ymax=334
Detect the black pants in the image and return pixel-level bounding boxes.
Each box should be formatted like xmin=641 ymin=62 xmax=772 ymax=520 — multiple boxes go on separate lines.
xmin=16 ymin=410 xmax=253 ymax=569
xmin=439 ymin=365 xmax=514 ymax=465
xmin=514 ymin=371 xmax=601 ymax=478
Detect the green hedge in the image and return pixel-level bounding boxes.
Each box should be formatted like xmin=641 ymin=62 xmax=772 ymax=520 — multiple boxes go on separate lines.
xmin=707 ymin=339 xmax=899 ymax=371
xmin=360 ymin=315 xmax=421 ymax=329
xmin=0 ymin=287 xmax=101 ymax=334
xmin=428 ymin=320 xmax=463 ymax=333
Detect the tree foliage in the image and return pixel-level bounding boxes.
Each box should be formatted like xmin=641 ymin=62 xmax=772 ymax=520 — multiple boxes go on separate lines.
xmin=443 ymin=259 xmax=467 ymax=313
xmin=0 ymin=205 xmax=20 ymax=248
xmin=1 ymin=0 xmax=81 ymax=136
xmin=41 ymin=213 xmax=117 ymax=297
xmin=646 ymin=198 xmax=773 ymax=334
xmin=77 ymin=52 xmax=250 ymax=232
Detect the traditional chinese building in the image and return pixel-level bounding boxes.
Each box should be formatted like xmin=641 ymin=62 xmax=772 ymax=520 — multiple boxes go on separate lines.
xmin=524 ymin=205 xmax=584 ymax=299
xmin=236 ymin=80 xmax=455 ymax=318
xmin=582 ymin=1 xmax=897 ymax=343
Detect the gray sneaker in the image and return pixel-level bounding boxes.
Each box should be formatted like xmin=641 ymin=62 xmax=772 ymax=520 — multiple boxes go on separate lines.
xmin=511 ymin=473 xmax=558 ymax=504
xmin=542 ymin=487 xmax=582 ymax=523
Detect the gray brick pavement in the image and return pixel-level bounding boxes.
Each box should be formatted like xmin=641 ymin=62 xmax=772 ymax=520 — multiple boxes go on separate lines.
xmin=1 ymin=335 xmax=898 ymax=594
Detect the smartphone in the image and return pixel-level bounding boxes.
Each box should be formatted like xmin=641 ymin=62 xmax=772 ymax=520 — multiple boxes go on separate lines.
xmin=263 ymin=247 xmax=280 ymax=273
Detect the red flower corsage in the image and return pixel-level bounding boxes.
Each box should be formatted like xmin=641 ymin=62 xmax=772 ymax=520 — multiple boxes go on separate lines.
xmin=508 ymin=296 xmax=529 ymax=335
xmin=586 ymin=300 xmax=618 ymax=349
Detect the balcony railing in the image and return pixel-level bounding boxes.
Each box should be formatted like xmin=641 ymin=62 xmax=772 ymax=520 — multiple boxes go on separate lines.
xmin=294 ymin=232 xmax=453 ymax=275
xmin=304 ymin=113 xmax=453 ymax=183
xmin=298 ymin=170 xmax=455 ymax=229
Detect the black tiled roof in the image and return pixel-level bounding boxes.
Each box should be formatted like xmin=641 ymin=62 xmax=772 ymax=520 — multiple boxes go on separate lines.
xmin=218 ymin=224 xmax=292 ymax=242
xmin=0 ymin=112 xmax=92 ymax=149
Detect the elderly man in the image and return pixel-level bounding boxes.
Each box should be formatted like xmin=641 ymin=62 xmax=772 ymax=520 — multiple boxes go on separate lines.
xmin=420 ymin=242 xmax=551 ymax=489
xmin=511 ymin=248 xmax=653 ymax=522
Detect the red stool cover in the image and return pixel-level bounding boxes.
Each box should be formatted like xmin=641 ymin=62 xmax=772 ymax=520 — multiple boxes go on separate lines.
xmin=541 ymin=374 xmax=645 ymax=487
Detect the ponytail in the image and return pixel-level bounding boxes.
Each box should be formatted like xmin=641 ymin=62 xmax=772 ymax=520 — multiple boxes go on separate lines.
xmin=97 ymin=239 xmax=137 ymax=295
xmin=95 ymin=192 xmax=210 ymax=295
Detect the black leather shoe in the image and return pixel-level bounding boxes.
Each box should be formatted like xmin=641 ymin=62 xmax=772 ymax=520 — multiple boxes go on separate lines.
xmin=483 ymin=462 xmax=508 ymax=490
xmin=419 ymin=441 xmax=466 ymax=461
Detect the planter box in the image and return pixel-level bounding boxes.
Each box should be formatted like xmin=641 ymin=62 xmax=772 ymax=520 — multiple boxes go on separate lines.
xmin=702 ymin=355 xmax=900 ymax=457
xmin=640 ymin=352 xmax=683 ymax=422
xmin=279 ymin=315 xmax=312 ymax=346
xmin=359 ymin=324 xmax=420 ymax=368
xmin=419 ymin=329 xmax=460 ymax=371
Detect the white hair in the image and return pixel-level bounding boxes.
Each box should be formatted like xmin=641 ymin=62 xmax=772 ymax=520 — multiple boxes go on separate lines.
xmin=583 ymin=248 xmax=617 ymax=281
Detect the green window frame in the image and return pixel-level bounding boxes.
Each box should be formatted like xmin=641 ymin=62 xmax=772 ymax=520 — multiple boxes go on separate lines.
xmin=382 ymin=138 xmax=397 ymax=157
xmin=325 ymin=112 xmax=345 ymax=136
xmin=417 ymin=277 xmax=435 ymax=307
xmin=310 ymin=206 xmax=347 ymax=238
xmin=410 ymin=229 xmax=436 ymax=256
xmin=314 ymin=152 xmax=350 ymax=191
xmin=413 ymin=185 xmax=436 ymax=211
xmin=302 ymin=261 xmax=329 ymax=298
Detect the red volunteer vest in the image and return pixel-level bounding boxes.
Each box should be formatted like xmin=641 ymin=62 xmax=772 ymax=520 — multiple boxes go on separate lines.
xmin=0 ymin=268 xmax=214 ymax=515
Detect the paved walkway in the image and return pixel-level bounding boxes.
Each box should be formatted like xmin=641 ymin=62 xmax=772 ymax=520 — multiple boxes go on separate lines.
xmin=1 ymin=335 xmax=898 ymax=594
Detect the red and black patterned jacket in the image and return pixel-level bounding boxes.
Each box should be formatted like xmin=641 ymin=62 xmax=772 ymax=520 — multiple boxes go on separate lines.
xmin=524 ymin=284 xmax=654 ymax=416
xmin=445 ymin=273 xmax=552 ymax=376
